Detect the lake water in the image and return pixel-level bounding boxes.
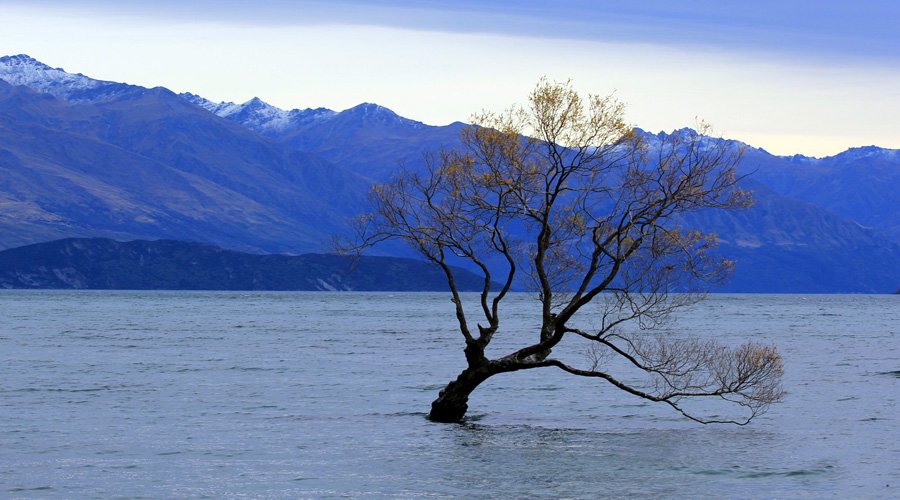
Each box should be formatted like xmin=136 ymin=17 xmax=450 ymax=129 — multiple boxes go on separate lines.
xmin=1 ymin=292 xmax=897 ymax=498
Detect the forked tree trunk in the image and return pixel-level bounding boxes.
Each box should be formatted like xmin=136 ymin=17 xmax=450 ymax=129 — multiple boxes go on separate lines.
xmin=428 ymin=365 xmax=495 ymax=423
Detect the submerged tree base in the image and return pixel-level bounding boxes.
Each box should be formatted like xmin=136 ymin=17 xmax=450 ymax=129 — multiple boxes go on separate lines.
xmin=427 ymin=366 xmax=495 ymax=423
xmin=428 ymin=398 xmax=468 ymax=423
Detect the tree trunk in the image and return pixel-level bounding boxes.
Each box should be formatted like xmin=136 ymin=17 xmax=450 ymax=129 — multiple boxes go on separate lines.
xmin=428 ymin=365 xmax=494 ymax=423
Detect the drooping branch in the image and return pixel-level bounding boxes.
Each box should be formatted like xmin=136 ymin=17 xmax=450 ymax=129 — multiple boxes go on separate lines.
xmin=527 ymin=340 xmax=783 ymax=425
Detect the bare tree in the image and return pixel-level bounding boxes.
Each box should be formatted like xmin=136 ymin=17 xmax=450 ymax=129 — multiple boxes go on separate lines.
xmin=351 ymin=79 xmax=783 ymax=424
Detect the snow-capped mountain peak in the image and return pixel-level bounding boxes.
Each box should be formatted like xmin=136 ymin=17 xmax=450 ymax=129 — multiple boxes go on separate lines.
xmin=828 ymin=145 xmax=900 ymax=163
xmin=180 ymin=93 xmax=338 ymax=135
xmin=779 ymin=145 xmax=900 ymax=164
xmin=0 ymin=54 xmax=52 ymax=71
xmin=0 ymin=54 xmax=133 ymax=102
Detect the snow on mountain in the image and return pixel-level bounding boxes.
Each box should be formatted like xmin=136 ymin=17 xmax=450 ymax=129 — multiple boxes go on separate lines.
xmin=779 ymin=145 xmax=900 ymax=165
xmin=0 ymin=54 xmax=134 ymax=102
xmin=180 ymin=95 xmax=425 ymax=136
xmin=1 ymin=54 xmax=423 ymax=137
xmin=180 ymin=92 xmax=337 ymax=134
xmin=181 ymin=92 xmax=244 ymax=117
xmin=824 ymin=145 xmax=900 ymax=164
xmin=631 ymin=127 xmax=752 ymax=156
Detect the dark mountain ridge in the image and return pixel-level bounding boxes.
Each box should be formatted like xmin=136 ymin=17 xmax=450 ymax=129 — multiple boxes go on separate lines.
xmin=0 ymin=238 xmax=489 ymax=291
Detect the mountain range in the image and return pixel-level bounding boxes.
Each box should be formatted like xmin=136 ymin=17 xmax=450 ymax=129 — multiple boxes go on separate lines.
xmin=0 ymin=54 xmax=898 ymax=292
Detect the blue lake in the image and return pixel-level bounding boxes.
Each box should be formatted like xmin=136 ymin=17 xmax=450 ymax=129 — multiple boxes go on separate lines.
xmin=1 ymin=292 xmax=898 ymax=498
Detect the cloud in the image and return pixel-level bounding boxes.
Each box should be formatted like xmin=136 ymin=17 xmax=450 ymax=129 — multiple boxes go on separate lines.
xmin=16 ymin=0 xmax=900 ymax=63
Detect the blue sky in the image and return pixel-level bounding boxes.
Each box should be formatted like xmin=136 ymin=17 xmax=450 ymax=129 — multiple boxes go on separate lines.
xmin=2 ymin=0 xmax=898 ymax=156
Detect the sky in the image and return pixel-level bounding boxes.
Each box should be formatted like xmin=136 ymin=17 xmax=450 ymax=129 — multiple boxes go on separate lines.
xmin=1 ymin=0 xmax=898 ymax=157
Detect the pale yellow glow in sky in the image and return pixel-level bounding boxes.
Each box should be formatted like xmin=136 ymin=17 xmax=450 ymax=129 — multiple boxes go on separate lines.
xmin=2 ymin=5 xmax=897 ymax=157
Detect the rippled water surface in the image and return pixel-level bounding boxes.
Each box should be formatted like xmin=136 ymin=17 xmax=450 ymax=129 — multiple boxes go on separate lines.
xmin=1 ymin=292 xmax=898 ymax=498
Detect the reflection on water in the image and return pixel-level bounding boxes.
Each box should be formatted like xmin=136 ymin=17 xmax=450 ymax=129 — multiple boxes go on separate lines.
xmin=0 ymin=291 xmax=897 ymax=497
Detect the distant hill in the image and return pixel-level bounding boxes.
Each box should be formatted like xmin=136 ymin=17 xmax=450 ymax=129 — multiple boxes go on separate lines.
xmin=0 ymin=238 xmax=488 ymax=291
xmin=685 ymin=181 xmax=900 ymax=293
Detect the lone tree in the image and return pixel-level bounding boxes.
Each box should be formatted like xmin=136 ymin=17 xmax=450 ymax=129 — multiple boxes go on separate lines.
xmin=352 ymin=79 xmax=783 ymax=424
